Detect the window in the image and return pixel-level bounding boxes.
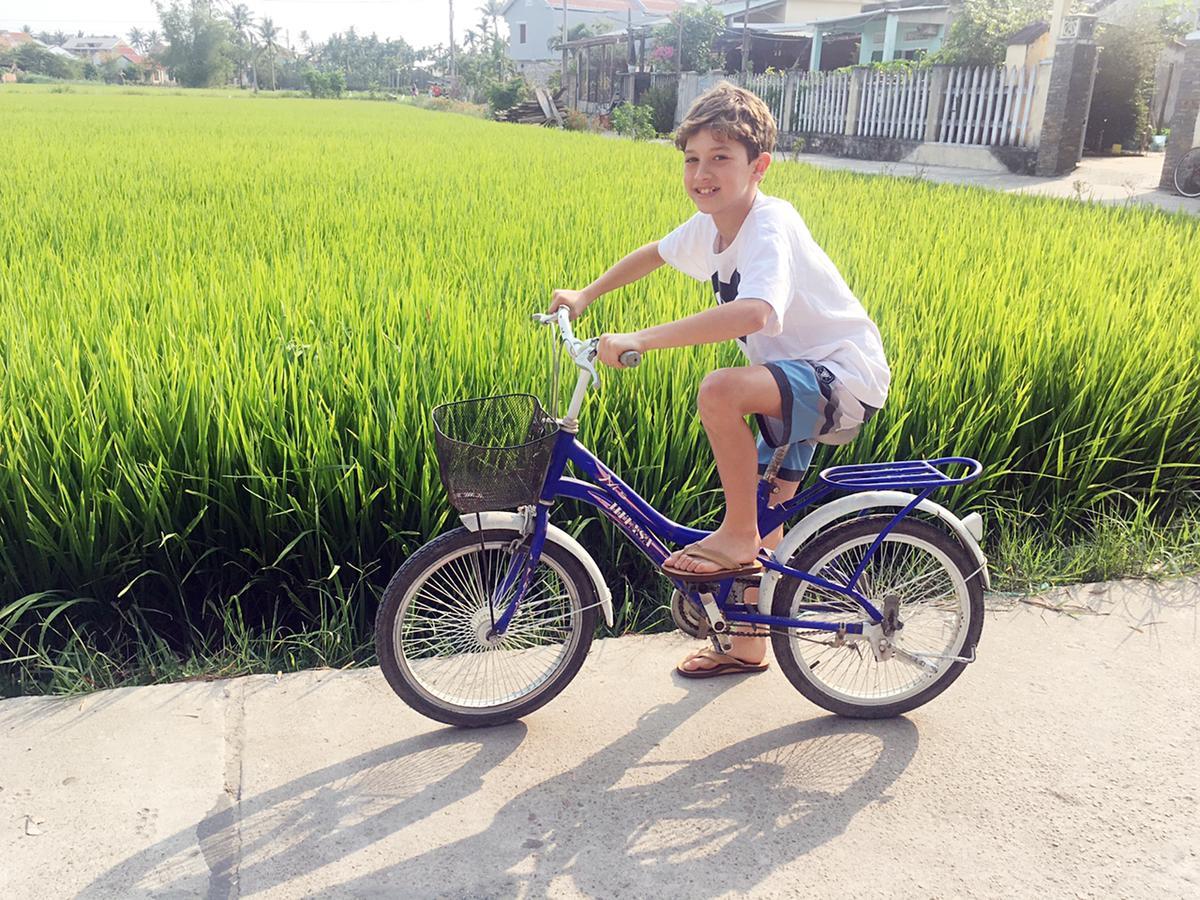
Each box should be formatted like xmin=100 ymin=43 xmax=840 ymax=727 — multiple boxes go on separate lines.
xmin=519 ymin=23 xmax=527 ymax=44
xmin=871 ymin=51 xmax=884 ymax=62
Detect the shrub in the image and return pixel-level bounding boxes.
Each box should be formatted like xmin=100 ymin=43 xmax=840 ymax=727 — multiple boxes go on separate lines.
xmin=304 ymin=69 xmax=346 ymax=99
xmin=563 ymin=108 xmax=589 ymax=131
xmin=641 ymin=83 xmax=677 ymax=135
xmin=611 ymin=102 xmax=655 ymax=140
xmin=487 ymin=76 xmax=527 ymax=114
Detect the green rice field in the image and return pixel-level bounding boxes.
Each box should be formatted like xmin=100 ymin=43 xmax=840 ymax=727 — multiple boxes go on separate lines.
xmin=2 ymin=85 xmax=1198 ymax=693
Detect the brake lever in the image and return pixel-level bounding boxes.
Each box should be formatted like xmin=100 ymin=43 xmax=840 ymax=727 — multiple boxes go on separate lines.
xmin=574 ymin=338 xmax=600 ymax=388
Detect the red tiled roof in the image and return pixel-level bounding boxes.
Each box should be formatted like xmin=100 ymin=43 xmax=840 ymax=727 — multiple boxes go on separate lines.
xmin=0 ymin=31 xmax=37 ymax=49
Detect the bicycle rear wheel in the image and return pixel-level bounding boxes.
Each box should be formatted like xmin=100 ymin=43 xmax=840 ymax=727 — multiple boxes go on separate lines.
xmin=1174 ymin=147 xmax=1200 ymax=198
xmin=770 ymin=516 xmax=984 ymax=718
xmin=375 ymin=527 xmax=598 ymax=727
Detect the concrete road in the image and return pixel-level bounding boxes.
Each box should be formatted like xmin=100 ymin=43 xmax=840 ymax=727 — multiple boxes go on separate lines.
xmin=2 ymin=577 xmax=1197 ymax=899
xmin=790 ymin=151 xmax=1200 ymax=216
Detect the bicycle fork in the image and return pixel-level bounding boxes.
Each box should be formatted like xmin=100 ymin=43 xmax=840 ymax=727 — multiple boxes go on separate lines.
xmin=483 ymin=505 xmax=550 ymax=636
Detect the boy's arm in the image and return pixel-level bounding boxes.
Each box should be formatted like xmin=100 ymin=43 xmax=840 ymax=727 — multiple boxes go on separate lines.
xmin=597 ymin=298 xmax=772 ymax=368
xmin=548 ymin=242 xmax=664 ymax=319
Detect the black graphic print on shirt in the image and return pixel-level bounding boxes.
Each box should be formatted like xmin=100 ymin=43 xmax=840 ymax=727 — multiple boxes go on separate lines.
xmin=710 ymin=269 xmax=747 ymax=344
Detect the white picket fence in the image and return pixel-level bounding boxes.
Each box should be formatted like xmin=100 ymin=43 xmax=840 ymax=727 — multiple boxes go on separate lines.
xmin=731 ymin=65 xmax=1041 ymax=149
xmin=792 ymin=71 xmax=853 ymax=134
xmin=858 ymin=68 xmax=931 ymax=140
xmin=936 ymin=65 xmax=1040 ymax=148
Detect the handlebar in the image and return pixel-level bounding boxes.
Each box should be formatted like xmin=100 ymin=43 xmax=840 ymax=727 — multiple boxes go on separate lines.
xmin=533 ymin=307 xmax=642 ymax=368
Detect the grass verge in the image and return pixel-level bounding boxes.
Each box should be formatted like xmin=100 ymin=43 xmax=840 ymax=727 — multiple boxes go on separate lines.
xmin=4 ymin=504 xmax=1198 ymax=699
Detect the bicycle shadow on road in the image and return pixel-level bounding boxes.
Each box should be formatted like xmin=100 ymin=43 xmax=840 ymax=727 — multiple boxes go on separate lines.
xmin=81 ymin=678 xmax=918 ymax=898
xmin=333 ymin=702 xmax=919 ymax=898
xmin=78 ymin=720 xmax=529 ymax=898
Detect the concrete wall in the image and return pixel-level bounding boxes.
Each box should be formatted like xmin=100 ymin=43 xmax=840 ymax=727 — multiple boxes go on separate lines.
xmin=1152 ymin=42 xmax=1186 ymax=131
xmin=1005 ymin=31 xmax=1052 ymax=69
xmin=505 ymin=1 xmax=632 ymax=62
xmin=783 ymin=132 xmax=1037 ymax=173
xmin=1160 ymin=34 xmax=1200 ymax=191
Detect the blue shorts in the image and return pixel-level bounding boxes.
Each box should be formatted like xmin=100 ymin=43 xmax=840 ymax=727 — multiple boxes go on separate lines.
xmin=754 ymin=360 xmax=877 ymax=482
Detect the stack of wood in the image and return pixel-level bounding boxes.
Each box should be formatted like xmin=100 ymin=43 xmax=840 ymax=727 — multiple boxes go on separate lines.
xmin=495 ymin=87 xmax=565 ymax=127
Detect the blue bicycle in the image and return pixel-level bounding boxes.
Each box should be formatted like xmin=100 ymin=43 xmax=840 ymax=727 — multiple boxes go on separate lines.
xmin=376 ymin=310 xmax=989 ymax=727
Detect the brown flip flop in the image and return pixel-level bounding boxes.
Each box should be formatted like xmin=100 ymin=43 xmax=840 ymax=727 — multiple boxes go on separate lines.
xmin=662 ymin=543 xmax=763 ymax=583
xmin=676 ymin=647 xmax=769 ymax=679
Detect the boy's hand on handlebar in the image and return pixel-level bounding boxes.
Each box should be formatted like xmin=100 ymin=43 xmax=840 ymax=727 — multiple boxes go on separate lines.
xmin=548 ymin=289 xmax=590 ymax=320
xmin=598 ymin=332 xmax=644 ymax=369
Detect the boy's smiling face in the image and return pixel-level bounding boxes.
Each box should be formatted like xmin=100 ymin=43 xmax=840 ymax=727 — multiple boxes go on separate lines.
xmin=682 ymin=127 xmax=770 ymax=218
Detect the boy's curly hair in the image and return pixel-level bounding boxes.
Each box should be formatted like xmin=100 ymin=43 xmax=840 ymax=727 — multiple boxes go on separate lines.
xmin=674 ymin=82 xmax=778 ymax=160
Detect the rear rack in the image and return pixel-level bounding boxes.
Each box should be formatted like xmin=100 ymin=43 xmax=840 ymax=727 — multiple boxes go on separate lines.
xmin=817 ymin=457 xmax=983 ymax=492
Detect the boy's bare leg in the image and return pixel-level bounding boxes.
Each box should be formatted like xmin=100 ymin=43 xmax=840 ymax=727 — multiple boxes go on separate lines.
xmin=664 ymin=366 xmax=784 ymax=575
xmin=666 ymin=364 xmax=804 ymax=672
xmin=678 ymin=478 xmax=801 ymax=671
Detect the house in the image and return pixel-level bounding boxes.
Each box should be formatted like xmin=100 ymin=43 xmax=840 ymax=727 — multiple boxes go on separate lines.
xmin=807 ymin=0 xmax=951 ymax=69
xmin=714 ymin=1 xmax=868 ymax=71
xmin=62 ymin=35 xmax=169 ymax=83
xmin=716 ymin=0 xmax=863 ymax=26
xmin=62 ymin=35 xmax=141 ymax=67
xmin=0 ymin=30 xmax=41 ymax=51
xmin=502 ymin=0 xmax=681 ymax=64
xmin=1004 ymin=20 xmax=1050 ymax=69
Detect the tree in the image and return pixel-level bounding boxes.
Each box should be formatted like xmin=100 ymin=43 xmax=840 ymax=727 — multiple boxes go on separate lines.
xmin=934 ymin=0 xmax=1055 ymax=66
xmin=155 ymin=0 xmax=234 ymax=87
xmin=480 ymin=0 xmax=505 ymax=79
xmin=1 ymin=43 xmax=83 ymax=80
xmin=1086 ymin=2 xmax=1190 ymax=151
xmin=225 ymin=2 xmax=258 ymax=89
xmin=259 ymin=16 xmax=279 ymax=89
xmin=128 ymin=27 xmax=146 ymax=53
xmin=652 ymin=3 xmax=725 ymax=73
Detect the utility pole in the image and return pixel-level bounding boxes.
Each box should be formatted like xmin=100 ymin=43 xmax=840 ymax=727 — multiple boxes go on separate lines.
xmin=741 ymin=0 xmax=750 ymax=78
xmin=676 ymin=7 xmax=683 ymax=73
xmin=449 ymin=0 xmax=457 ymax=82
xmin=561 ymin=0 xmax=568 ymax=89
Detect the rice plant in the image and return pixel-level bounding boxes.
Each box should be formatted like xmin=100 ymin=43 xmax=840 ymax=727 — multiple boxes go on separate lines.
xmin=1 ymin=86 xmax=1197 ymax=692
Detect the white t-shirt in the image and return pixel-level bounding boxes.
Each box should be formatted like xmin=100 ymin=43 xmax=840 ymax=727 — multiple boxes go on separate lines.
xmin=657 ymin=192 xmax=890 ymax=409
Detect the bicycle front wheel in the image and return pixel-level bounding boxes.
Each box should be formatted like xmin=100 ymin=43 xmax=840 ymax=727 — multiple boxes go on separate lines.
xmin=1175 ymin=147 xmax=1200 ymax=198
xmin=770 ymin=516 xmax=985 ymax=719
xmin=375 ymin=527 xmax=598 ymax=728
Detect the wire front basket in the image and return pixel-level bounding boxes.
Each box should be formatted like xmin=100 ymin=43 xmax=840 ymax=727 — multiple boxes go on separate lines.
xmin=432 ymin=393 xmax=560 ymax=514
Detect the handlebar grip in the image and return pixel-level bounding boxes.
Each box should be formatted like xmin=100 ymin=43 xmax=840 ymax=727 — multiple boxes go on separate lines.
xmin=618 ymin=350 xmax=642 ymax=368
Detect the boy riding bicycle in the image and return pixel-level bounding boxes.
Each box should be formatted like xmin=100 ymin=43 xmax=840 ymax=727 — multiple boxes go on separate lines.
xmin=548 ymin=83 xmax=890 ymax=678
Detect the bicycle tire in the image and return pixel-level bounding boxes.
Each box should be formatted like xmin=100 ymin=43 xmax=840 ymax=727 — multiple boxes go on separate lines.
xmin=770 ymin=516 xmax=985 ymax=719
xmin=1174 ymin=147 xmax=1200 ymax=198
xmin=375 ymin=527 xmax=598 ymax=728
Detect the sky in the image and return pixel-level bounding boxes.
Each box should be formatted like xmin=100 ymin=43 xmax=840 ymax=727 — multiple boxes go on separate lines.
xmin=2 ymin=1 xmax=490 ymax=50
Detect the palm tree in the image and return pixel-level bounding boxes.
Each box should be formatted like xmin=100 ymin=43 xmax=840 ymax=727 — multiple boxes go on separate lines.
xmin=225 ymin=3 xmax=258 ymax=90
xmin=259 ymin=17 xmax=280 ymax=90
xmin=479 ymin=0 xmax=505 ymax=79
xmin=146 ymin=30 xmax=160 ymax=52
xmin=299 ymin=29 xmax=311 ymax=59
xmin=128 ymin=27 xmax=145 ymax=54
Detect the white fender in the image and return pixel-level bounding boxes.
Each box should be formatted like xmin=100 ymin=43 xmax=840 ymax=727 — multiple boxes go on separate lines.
xmin=460 ymin=512 xmax=614 ymax=628
xmin=759 ymin=491 xmax=990 ymax=614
